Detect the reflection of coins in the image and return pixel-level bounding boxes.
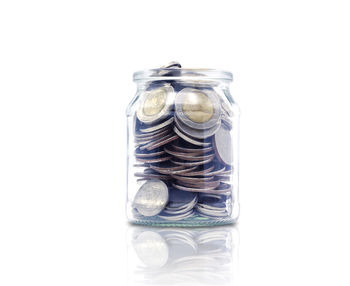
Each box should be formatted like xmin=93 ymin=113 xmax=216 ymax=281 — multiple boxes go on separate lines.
xmin=213 ymin=125 xmax=233 ymax=166
xmin=133 ymin=231 xmax=169 ymax=268
xmin=137 ymin=85 xmax=174 ymax=124
xmin=175 ymin=88 xmax=221 ymax=130
xmin=133 ymin=180 xmax=169 ymax=216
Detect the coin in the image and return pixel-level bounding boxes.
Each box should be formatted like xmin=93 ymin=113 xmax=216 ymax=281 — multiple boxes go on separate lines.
xmin=135 ymin=173 xmax=172 ymax=181
xmin=171 ymin=175 xmax=214 ymax=183
xmin=175 ymin=88 xmax=221 ymax=130
xmin=136 ymin=155 xmax=172 ymax=164
xmin=172 ymin=183 xmax=217 ymax=193
xmin=158 ymin=61 xmax=182 ymax=77
xmin=213 ymin=124 xmax=233 ymax=166
xmin=137 ymin=85 xmax=175 ymax=124
xmin=139 ymin=117 xmax=174 ymax=133
xmin=170 ymin=156 xmax=214 ymax=167
xmin=221 ymin=113 xmax=232 ymax=130
xmin=135 ymin=149 xmax=166 ymax=158
xmin=202 ymin=165 xmax=226 ymax=177
xmin=160 ymin=61 xmax=182 ymax=69
xmin=139 ymin=133 xmax=176 ymax=150
xmin=176 ymin=179 xmax=221 ymax=189
xmin=166 ymin=188 xmax=197 ymax=209
xmin=133 ymin=180 xmax=169 ymax=216
xmin=171 ymin=144 xmax=213 ymax=153
xmin=173 ymin=164 xmax=215 ymax=177
xmin=174 ymin=115 xmax=221 ymax=139
xmin=150 ymin=164 xmax=198 ymax=175
xmin=135 ymin=128 xmax=172 ymax=144
xmin=145 ymin=134 xmax=179 ymax=151
xmin=158 ymin=210 xmax=194 ymax=221
xmin=173 ymin=127 xmax=211 ymax=147
xmin=164 ymin=146 xmax=215 ymax=162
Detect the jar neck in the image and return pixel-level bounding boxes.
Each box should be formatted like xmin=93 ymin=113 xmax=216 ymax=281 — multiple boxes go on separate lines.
xmin=133 ymin=68 xmax=233 ymax=85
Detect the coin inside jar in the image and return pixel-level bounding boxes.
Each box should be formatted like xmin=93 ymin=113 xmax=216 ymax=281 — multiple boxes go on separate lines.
xmin=175 ymin=88 xmax=221 ymax=130
xmin=213 ymin=124 xmax=233 ymax=166
xmin=137 ymin=85 xmax=175 ymax=124
xmin=133 ymin=180 xmax=169 ymax=217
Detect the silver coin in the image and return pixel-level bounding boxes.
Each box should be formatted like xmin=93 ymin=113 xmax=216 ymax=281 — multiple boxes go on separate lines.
xmin=145 ymin=134 xmax=179 ymax=151
xmin=135 ymin=125 xmax=170 ymax=137
xmin=174 ymin=115 xmax=221 ymax=139
xmin=221 ymin=113 xmax=232 ymax=130
xmin=164 ymin=146 xmax=215 ymax=162
xmin=136 ymin=155 xmax=172 ymax=164
xmin=173 ymin=127 xmax=211 ymax=147
xmin=140 ymin=133 xmax=177 ymax=151
xmin=135 ymin=173 xmax=172 ymax=181
xmin=150 ymin=165 xmax=198 ymax=175
xmin=158 ymin=210 xmax=194 ymax=221
xmin=174 ymin=165 xmax=215 ymax=177
xmin=176 ymin=179 xmax=221 ymax=189
xmin=158 ymin=61 xmax=182 ymax=76
xmin=175 ymin=88 xmax=221 ymax=130
xmin=133 ymin=180 xmax=169 ymax=217
xmin=213 ymin=124 xmax=233 ymax=166
xmin=172 ymin=183 xmax=217 ymax=193
xmin=171 ymin=175 xmax=214 ymax=183
xmin=135 ymin=149 xmax=166 ymax=158
xmin=135 ymin=128 xmax=172 ymax=144
xmin=170 ymin=156 xmax=214 ymax=167
xmin=137 ymin=84 xmax=175 ymax=124
xmin=171 ymin=144 xmax=213 ymax=153
xmin=160 ymin=61 xmax=182 ymax=69
xmin=221 ymin=96 xmax=234 ymax=117
xmin=139 ymin=117 xmax=174 ymax=133
xmin=202 ymin=165 xmax=226 ymax=177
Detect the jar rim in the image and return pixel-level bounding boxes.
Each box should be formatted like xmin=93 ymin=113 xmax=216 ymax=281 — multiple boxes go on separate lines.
xmin=133 ymin=68 xmax=233 ymax=82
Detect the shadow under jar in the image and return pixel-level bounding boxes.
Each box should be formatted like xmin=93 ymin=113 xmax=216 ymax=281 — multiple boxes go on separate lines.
xmin=126 ymin=66 xmax=239 ymax=226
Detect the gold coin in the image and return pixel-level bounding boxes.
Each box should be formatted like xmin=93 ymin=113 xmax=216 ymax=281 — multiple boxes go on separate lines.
xmin=143 ymin=88 xmax=167 ymax=116
xmin=182 ymin=90 xmax=214 ymax=123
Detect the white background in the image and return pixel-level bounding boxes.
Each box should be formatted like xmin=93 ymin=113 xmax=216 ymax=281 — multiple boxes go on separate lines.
xmin=1 ymin=0 xmax=350 ymax=285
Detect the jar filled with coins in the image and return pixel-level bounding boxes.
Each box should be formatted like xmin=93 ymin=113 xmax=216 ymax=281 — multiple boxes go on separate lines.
xmin=126 ymin=62 xmax=239 ymax=226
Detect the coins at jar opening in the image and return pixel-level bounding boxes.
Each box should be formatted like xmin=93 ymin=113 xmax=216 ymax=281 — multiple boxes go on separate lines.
xmin=133 ymin=180 xmax=169 ymax=217
xmin=158 ymin=61 xmax=182 ymax=77
xmin=175 ymin=88 xmax=221 ymax=130
xmin=213 ymin=124 xmax=233 ymax=166
xmin=137 ymin=84 xmax=175 ymax=124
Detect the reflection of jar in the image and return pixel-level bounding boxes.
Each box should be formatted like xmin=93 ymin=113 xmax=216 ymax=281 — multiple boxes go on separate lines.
xmin=127 ymin=226 xmax=239 ymax=285
xmin=126 ymin=64 xmax=240 ymax=226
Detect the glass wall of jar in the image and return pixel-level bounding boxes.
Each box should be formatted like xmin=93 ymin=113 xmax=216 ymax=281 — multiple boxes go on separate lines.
xmin=126 ymin=65 xmax=239 ymax=226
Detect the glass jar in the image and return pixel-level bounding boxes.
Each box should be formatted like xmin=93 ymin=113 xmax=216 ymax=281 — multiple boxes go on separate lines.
xmin=126 ymin=65 xmax=239 ymax=226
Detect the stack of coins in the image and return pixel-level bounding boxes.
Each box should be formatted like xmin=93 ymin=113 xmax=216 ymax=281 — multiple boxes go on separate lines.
xmin=132 ymin=62 xmax=234 ymax=222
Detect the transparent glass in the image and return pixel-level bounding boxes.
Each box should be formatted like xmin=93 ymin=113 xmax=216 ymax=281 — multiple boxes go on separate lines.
xmin=126 ymin=68 xmax=239 ymax=226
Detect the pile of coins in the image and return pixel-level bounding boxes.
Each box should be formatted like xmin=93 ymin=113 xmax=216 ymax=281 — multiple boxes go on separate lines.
xmin=132 ymin=62 xmax=234 ymax=223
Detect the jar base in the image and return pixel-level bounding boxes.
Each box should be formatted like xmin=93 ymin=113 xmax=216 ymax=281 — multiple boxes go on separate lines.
xmin=129 ymin=215 xmax=237 ymax=227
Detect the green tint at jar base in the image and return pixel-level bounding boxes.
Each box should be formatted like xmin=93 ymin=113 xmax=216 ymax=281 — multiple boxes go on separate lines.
xmin=126 ymin=64 xmax=240 ymax=227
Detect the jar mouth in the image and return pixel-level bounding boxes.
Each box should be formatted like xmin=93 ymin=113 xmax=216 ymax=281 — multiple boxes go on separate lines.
xmin=133 ymin=68 xmax=233 ymax=82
